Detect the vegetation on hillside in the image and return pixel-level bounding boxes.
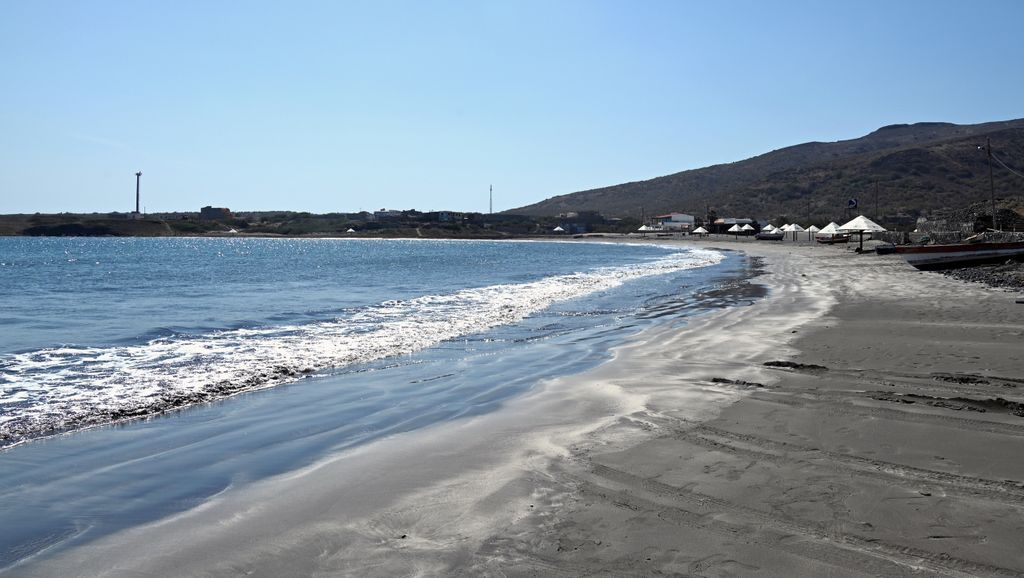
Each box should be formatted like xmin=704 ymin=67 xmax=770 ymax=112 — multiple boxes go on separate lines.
xmin=510 ymin=119 xmax=1024 ymax=227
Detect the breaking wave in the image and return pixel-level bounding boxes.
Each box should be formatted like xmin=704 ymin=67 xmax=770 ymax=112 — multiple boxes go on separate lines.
xmin=0 ymin=247 xmax=723 ymax=446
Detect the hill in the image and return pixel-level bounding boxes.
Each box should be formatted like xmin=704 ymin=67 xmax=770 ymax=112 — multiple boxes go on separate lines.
xmin=0 ymin=215 xmax=175 ymax=236
xmin=509 ymin=119 xmax=1024 ymax=225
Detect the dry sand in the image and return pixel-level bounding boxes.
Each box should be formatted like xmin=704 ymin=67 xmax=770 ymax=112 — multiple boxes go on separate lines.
xmin=17 ymin=241 xmax=1024 ymax=577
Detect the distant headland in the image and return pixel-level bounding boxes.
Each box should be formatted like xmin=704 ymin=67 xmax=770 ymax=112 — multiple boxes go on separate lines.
xmin=0 ymin=209 xmax=640 ymax=238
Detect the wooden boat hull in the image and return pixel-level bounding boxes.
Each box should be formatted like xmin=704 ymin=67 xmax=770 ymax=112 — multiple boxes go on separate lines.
xmin=893 ymin=241 xmax=1024 ymax=270
xmin=755 ymin=232 xmax=784 ymax=241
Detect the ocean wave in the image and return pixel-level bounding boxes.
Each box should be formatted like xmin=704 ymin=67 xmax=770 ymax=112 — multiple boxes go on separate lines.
xmin=0 ymin=247 xmax=723 ymax=447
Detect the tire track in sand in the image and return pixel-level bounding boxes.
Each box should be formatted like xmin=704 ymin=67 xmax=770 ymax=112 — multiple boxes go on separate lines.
xmin=579 ymin=462 xmax=1024 ymax=578
xmin=748 ymin=393 xmax=1024 ymax=438
xmin=670 ymin=423 xmax=1024 ymax=504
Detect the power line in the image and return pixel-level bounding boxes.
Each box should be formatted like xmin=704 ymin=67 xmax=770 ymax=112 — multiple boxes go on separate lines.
xmin=991 ymin=152 xmax=1024 ymax=180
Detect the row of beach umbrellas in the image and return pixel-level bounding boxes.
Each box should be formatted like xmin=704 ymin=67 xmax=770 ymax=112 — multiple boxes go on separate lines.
xmin=763 ymin=216 xmax=886 ymax=249
xmin=635 ymin=215 xmax=885 ymax=243
xmin=762 ymin=215 xmax=885 ymax=236
xmin=726 ymin=224 xmax=756 ymax=234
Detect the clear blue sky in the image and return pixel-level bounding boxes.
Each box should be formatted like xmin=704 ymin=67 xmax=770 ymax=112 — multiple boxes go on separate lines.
xmin=2 ymin=0 xmax=1022 ymax=214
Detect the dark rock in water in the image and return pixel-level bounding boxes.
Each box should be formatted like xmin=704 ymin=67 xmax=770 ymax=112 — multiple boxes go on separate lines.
xmin=763 ymin=360 xmax=828 ymax=371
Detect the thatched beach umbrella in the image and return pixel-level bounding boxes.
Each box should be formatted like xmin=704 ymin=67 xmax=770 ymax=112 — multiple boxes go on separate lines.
xmin=784 ymin=223 xmax=805 ymax=241
xmin=818 ymin=222 xmax=839 ymax=234
xmin=637 ymin=224 xmax=653 ymax=237
xmin=806 ymin=224 xmax=820 ymax=241
xmin=741 ymin=224 xmax=755 ymax=236
xmin=727 ymin=224 xmax=742 ymax=239
xmin=839 ymin=215 xmax=886 ymax=251
xmin=553 ymin=226 xmax=565 ymax=234
xmin=817 ymin=222 xmax=840 ymax=240
xmin=692 ymin=226 xmax=708 ymax=237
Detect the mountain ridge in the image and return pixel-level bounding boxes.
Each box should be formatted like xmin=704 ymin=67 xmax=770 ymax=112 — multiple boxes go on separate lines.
xmin=509 ymin=118 xmax=1024 ymax=223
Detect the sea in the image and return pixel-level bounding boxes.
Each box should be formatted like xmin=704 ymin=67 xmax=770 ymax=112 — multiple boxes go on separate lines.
xmin=0 ymin=237 xmax=755 ymax=570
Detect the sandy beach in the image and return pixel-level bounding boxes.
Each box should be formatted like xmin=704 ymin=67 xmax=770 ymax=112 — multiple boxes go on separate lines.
xmin=14 ymin=241 xmax=1024 ymax=577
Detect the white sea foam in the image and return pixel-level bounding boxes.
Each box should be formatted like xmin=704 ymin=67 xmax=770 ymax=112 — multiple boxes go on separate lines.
xmin=0 ymin=247 xmax=723 ymax=445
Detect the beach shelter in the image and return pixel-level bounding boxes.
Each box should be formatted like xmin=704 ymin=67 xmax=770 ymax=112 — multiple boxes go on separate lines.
xmin=346 ymin=228 xmax=356 ymax=233
xmin=692 ymin=226 xmax=708 ymax=237
xmin=741 ymin=224 xmax=755 ymax=236
xmin=727 ymin=224 xmax=742 ymax=239
xmin=762 ymin=224 xmax=777 ymax=233
xmin=839 ymin=215 xmax=886 ymax=251
xmin=637 ymin=224 xmax=654 ymax=237
xmin=553 ymin=226 xmax=565 ymax=234
xmin=785 ymin=223 xmax=805 ymax=241
xmin=818 ymin=222 xmax=840 ymax=236
xmin=806 ymin=224 xmax=820 ymax=241
xmin=839 ymin=215 xmax=886 ymax=233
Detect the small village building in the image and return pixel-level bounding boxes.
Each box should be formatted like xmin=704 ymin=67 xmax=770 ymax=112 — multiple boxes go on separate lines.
xmin=433 ymin=211 xmax=464 ymax=223
xmin=200 ymin=206 xmax=233 ymax=221
xmin=373 ymin=208 xmax=403 ymax=221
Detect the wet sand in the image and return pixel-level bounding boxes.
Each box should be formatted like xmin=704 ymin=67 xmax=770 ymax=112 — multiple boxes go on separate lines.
xmin=15 ymin=242 xmax=1024 ymax=577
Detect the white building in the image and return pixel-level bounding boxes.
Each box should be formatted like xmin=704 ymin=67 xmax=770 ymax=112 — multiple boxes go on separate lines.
xmin=652 ymin=213 xmax=695 ymax=231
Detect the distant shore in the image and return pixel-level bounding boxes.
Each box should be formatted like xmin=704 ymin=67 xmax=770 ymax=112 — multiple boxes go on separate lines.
xmin=0 ymin=212 xmax=633 ymax=239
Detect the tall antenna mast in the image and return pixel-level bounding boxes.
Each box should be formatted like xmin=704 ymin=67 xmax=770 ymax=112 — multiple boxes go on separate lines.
xmin=489 ymin=184 xmax=493 ymax=214
xmin=986 ymin=138 xmax=998 ymax=231
xmin=135 ymin=171 xmax=142 ymax=214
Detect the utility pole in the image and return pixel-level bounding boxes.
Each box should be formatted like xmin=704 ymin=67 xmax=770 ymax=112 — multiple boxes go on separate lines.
xmin=985 ymin=138 xmax=998 ymax=231
xmin=135 ymin=171 xmax=142 ymax=214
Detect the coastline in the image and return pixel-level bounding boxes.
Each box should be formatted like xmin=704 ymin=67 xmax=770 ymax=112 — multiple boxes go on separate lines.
xmin=11 ymin=242 xmax=1024 ymax=576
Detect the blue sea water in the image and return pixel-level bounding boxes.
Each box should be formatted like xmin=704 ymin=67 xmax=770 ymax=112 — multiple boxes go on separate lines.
xmin=0 ymin=237 xmax=754 ymax=570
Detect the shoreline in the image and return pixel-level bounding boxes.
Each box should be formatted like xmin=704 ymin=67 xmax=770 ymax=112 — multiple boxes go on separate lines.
xmin=11 ymin=242 xmax=1024 ymax=576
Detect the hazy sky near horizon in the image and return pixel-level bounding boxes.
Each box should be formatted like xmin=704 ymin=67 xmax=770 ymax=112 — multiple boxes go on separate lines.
xmin=2 ymin=0 xmax=1023 ymax=214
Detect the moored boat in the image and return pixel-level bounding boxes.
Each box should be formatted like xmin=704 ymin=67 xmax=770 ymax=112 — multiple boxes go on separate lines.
xmin=892 ymin=240 xmax=1024 ymax=270
xmin=815 ymin=233 xmax=850 ymax=244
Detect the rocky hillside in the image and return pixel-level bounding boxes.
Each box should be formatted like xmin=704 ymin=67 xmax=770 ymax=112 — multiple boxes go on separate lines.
xmin=510 ymin=119 xmax=1024 ymax=224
